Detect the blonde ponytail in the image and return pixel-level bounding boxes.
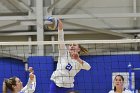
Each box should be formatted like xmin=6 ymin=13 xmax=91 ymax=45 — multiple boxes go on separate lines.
xmin=79 ymin=45 xmax=88 ymax=55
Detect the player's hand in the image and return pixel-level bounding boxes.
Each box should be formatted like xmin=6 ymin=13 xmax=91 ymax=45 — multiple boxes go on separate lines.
xmin=28 ymin=67 xmax=34 ymax=80
xmin=71 ymin=51 xmax=79 ymax=60
xmin=58 ymin=19 xmax=63 ymax=31
xmin=71 ymin=51 xmax=84 ymax=64
xmin=28 ymin=67 xmax=34 ymax=73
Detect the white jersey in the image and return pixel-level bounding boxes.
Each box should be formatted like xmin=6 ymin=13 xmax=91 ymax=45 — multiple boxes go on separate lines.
xmin=109 ymin=89 xmax=132 ymax=93
xmin=50 ymin=29 xmax=91 ymax=88
xmin=19 ymin=75 xmax=36 ymax=93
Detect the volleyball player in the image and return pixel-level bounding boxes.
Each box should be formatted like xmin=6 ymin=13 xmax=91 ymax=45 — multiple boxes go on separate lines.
xmin=2 ymin=67 xmax=36 ymax=93
xmin=109 ymin=75 xmax=132 ymax=93
xmin=49 ymin=19 xmax=91 ymax=93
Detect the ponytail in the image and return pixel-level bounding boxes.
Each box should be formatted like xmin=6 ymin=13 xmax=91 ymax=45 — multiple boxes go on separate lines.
xmin=79 ymin=45 xmax=88 ymax=55
xmin=2 ymin=77 xmax=17 ymax=93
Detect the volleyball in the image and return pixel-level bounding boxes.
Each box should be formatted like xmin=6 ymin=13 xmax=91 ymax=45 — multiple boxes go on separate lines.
xmin=47 ymin=16 xmax=58 ymax=30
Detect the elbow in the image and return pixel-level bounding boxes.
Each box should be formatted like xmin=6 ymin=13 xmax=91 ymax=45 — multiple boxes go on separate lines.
xmin=83 ymin=64 xmax=91 ymax=71
xmin=86 ymin=65 xmax=91 ymax=70
xmin=29 ymin=89 xmax=35 ymax=93
xmin=82 ymin=62 xmax=91 ymax=70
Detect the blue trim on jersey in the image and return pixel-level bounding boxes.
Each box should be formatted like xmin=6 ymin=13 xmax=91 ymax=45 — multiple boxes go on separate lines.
xmin=49 ymin=81 xmax=73 ymax=93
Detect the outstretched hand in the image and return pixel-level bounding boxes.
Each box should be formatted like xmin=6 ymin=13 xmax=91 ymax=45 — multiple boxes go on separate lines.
xmin=71 ymin=51 xmax=84 ymax=65
xmin=28 ymin=67 xmax=34 ymax=73
xmin=71 ymin=51 xmax=80 ymax=60
xmin=28 ymin=67 xmax=34 ymax=80
xmin=58 ymin=19 xmax=63 ymax=31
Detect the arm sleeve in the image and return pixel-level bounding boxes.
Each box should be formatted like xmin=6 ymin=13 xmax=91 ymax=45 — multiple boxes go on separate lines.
xmin=20 ymin=75 xmax=36 ymax=93
xmin=58 ymin=29 xmax=67 ymax=58
xmin=80 ymin=61 xmax=91 ymax=70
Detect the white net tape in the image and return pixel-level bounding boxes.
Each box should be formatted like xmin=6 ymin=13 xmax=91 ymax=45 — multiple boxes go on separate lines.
xmin=0 ymin=39 xmax=140 ymax=45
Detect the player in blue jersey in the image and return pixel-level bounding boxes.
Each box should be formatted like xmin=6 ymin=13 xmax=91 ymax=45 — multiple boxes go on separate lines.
xmin=2 ymin=67 xmax=36 ymax=93
xmin=49 ymin=19 xmax=91 ymax=93
xmin=109 ymin=75 xmax=132 ymax=93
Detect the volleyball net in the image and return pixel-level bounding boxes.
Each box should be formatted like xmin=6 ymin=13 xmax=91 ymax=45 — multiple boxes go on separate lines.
xmin=0 ymin=39 xmax=140 ymax=93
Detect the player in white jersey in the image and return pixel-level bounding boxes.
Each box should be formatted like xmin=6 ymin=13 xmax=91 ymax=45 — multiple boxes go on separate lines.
xmin=109 ymin=89 xmax=132 ymax=93
xmin=108 ymin=75 xmax=132 ymax=93
xmin=49 ymin=19 xmax=91 ymax=93
xmin=3 ymin=67 xmax=36 ymax=93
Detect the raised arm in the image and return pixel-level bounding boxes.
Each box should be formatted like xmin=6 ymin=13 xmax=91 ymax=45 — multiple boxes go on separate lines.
xmin=58 ymin=19 xmax=67 ymax=57
xmin=21 ymin=67 xmax=36 ymax=93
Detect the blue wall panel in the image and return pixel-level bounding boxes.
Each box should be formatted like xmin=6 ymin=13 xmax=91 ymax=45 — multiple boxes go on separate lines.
xmin=0 ymin=58 xmax=26 ymax=93
xmin=0 ymin=55 xmax=140 ymax=93
xmin=28 ymin=56 xmax=54 ymax=93
xmin=74 ymin=54 xmax=140 ymax=93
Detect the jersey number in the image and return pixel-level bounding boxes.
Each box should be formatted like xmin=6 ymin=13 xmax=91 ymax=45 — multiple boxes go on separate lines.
xmin=65 ymin=63 xmax=72 ymax=71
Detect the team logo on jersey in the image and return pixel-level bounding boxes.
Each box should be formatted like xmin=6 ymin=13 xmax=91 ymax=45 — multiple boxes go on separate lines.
xmin=30 ymin=84 xmax=33 ymax=89
xmin=65 ymin=63 xmax=72 ymax=71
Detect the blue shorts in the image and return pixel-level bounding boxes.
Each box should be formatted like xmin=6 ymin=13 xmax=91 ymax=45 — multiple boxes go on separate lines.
xmin=49 ymin=81 xmax=73 ymax=93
